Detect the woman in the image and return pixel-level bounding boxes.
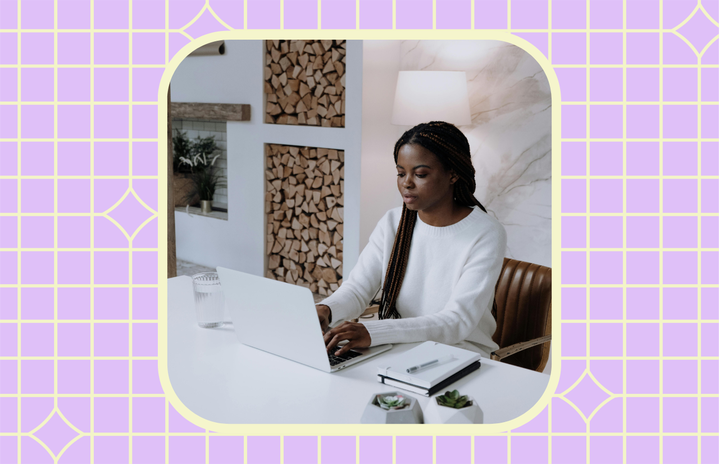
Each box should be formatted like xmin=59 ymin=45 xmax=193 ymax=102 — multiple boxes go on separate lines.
xmin=317 ymin=121 xmax=507 ymax=358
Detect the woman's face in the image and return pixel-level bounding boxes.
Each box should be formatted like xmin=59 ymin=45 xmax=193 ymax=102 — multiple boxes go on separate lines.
xmin=396 ymin=143 xmax=457 ymax=214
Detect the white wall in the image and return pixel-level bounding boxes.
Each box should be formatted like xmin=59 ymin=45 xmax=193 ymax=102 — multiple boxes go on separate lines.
xmin=171 ymin=41 xmax=363 ymax=277
xmin=359 ymin=41 xmax=405 ymax=246
xmin=361 ymin=40 xmax=552 ymax=268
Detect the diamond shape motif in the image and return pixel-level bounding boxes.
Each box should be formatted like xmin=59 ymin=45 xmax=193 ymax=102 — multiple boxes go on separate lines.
xmin=184 ymin=8 xmax=229 ymax=39
xmin=564 ymin=372 xmax=611 ymax=419
xmin=33 ymin=410 xmax=79 ymax=457
xmin=676 ymin=8 xmax=719 ymax=54
xmin=106 ymin=191 xmax=154 ymax=237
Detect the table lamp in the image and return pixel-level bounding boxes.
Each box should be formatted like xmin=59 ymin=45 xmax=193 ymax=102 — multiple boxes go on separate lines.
xmin=391 ymin=71 xmax=472 ymax=126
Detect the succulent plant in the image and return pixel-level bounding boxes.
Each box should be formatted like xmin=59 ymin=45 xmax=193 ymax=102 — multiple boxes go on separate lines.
xmin=436 ymin=390 xmax=472 ymax=409
xmin=377 ymin=394 xmax=408 ymax=410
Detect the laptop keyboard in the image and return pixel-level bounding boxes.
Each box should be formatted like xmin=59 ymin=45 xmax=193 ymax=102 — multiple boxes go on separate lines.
xmin=328 ymin=348 xmax=362 ymax=366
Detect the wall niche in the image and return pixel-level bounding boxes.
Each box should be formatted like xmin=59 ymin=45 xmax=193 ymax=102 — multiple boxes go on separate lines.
xmin=265 ymin=143 xmax=344 ymax=296
xmin=264 ymin=39 xmax=346 ymax=127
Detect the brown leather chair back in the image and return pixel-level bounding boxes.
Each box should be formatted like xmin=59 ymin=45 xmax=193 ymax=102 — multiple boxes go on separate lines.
xmin=492 ymin=258 xmax=552 ymax=372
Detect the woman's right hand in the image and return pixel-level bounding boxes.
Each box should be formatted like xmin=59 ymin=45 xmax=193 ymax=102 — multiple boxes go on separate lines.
xmin=316 ymin=304 xmax=332 ymax=332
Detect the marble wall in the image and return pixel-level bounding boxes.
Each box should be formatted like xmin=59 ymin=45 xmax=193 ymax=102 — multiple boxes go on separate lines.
xmin=362 ymin=40 xmax=552 ymax=268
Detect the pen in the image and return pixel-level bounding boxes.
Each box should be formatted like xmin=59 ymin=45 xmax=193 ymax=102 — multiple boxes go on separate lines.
xmin=406 ymin=355 xmax=454 ymax=373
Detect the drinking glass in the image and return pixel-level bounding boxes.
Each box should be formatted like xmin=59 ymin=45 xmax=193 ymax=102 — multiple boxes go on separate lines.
xmin=192 ymin=272 xmax=225 ymax=328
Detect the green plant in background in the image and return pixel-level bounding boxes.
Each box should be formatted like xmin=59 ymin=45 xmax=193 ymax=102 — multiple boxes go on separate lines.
xmin=436 ymin=390 xmax=472 ymax=409
xmin=185 ymin=161 xmax=227 ymax=202
xmin=376 ymin=394 xmax=408 ymax=410
xmin=172 ymin=129 xmax=193 ymax=173
xmin=174 ymin=130 xmax=226 ymax=204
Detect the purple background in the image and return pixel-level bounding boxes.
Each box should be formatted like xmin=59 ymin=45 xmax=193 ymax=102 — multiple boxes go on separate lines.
xmin=0 ymin=0 xmax=717 ymax=462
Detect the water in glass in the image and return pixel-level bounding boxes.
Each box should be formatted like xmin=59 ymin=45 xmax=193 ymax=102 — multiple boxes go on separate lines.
xmin=192 ymin=272 xmax=225 ymax=328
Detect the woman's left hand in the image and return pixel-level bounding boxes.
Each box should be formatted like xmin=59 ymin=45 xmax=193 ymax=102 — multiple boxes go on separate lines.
xmin=324 ymin=322 xmax=371 ymax=356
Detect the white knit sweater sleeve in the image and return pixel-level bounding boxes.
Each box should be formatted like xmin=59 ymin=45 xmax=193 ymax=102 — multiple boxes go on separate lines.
xmin=318 ymin=212 xmax=390 ymax=325
xmin=362 ymin=222 xmax=506 ymax=347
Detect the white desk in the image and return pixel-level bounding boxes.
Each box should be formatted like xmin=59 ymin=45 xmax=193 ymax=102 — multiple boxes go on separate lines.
xmin=168 ymin=276 xmax=550 ymax=424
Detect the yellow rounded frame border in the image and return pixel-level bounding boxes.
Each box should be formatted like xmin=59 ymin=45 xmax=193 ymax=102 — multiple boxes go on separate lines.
xmin=157 ymin=29 xmax=562 ymax=436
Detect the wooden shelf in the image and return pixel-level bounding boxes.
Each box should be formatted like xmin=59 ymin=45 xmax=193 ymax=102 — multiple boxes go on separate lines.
xmin=171 ymin=102 xmax=250 ymax=122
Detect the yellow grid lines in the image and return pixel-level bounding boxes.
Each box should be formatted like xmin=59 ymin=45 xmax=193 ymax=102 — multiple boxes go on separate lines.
xmin=6 ymin=1 xmax=716 ymax=461
xmin=89 ymin=0 xmax=95 ymax=460
xmin=696 ymin=6 xmax=703 ymax=457
xmin=393 ymin=0 xmax=396 ymax=30
xmin=243 ymin=435 xmax=248 ymax=464
xmin=471 ymin=0 xmax=474 ymax=30
xmin=672 ymin=4 xmax=717 ymax=57
xmin=354 ymin=435 xmax=359 ymax=464
xmin=1 ymin=27 xmax=717 ymax=33
xmin=507 ymin=0 xmax=511 ymax=30
xmin=553 ymin=64 xmax=719 ymax=68
xmin=3 ymin=430 xmax=666 ymax=441
xmin=622 ymin=0 xmax=628 ymax=454
xmin=165 ymin=396 xmax=169 ymax=464
xmin=318 ymin=0 xmax=321 ymax=30
xmin=206 ymin=1 xmax=234 ymax=32
xmin=0 ymin=101 xmax=160 ymax=105
xmin=471 ymin=434 xmax=475 ymax=463
xmin=128 ymin=0 xmax=134 ymax=459
xmin=0 ymin=319 xmax=159 ymax=324
xmin=392 ymin=435 xmax=396 ymax=463
xmin=561 ymin=101 xmax=719 ymax=105
xmin=506 ymin=432 xmax=511 ymax=462
xmin=15 ymin=2 xmax=21 ymax=462
xmin=432 ymin=435 xmax=436 ymax=462
xmin=584 ymin=0 xmax=590 ymax=458
xmin=53 ymin=4 xmax=59 ymax=462
xmin=204 ymin=429 xmax=209 ymax=463
xmin=658 ymin=3 xmax=666 ymax=460
xmin=560 ymin=212 xmax=719 ymax=216
xmin=562 ymin=137 xmax=719 ymax=142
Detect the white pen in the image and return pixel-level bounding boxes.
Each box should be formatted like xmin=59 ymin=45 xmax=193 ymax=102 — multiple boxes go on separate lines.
xmin=406 ymin=355 xmax=454 ymax=373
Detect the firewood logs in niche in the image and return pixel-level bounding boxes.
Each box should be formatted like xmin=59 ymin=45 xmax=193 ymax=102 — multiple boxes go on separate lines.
xmin=264 ymin=40 xmax=346 ymax=128
xmin=265 ymin=144 xmax=344 ymax=296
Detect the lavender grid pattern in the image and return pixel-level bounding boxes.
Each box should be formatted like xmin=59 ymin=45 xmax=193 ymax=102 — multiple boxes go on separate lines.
xmin=0 ymin=0 xmax=717 ymax=463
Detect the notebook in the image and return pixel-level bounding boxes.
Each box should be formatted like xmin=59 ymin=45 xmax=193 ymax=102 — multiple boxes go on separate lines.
xmin=376 ymin=341 xmax=482 ymax=395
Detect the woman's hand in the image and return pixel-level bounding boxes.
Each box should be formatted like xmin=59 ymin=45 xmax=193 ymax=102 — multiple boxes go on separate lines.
xmin=316 ymin=304 xmax=332 ymax=332
xmin=324 ymin=321 xmax=372 ymax=356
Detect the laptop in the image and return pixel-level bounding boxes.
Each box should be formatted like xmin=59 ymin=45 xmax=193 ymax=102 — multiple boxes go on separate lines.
xmin=216 ymin=267 xmax=392 ymax=373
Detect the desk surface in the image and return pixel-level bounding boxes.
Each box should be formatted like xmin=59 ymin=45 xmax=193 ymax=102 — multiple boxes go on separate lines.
xmin=168 ymin=276 xmax=550 ymax=424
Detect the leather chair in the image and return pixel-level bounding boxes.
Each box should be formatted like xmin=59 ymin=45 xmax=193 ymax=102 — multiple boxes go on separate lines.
xmin=356 ymin=258 xmax=552 ymax=372
xmin=490 ymin=258 xmax=552 ymax=372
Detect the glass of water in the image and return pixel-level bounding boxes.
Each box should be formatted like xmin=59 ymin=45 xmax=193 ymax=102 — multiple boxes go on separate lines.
xmin=192 ymin=272 xmax=225 ymax=328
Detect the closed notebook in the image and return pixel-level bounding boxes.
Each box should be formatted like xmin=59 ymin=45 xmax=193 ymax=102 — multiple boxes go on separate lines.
xmin=376 ymin=341 xmax=481 ymax=390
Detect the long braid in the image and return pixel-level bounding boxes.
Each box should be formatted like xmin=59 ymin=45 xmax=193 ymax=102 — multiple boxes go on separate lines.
xmin=377 ymin=121 xmax=490 ymax=320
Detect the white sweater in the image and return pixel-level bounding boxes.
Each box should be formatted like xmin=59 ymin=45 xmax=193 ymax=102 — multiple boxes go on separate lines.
xmin=321 ymin=206 xmax=506 ymax=357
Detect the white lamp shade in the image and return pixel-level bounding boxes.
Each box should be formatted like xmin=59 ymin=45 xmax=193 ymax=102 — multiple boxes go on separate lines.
xmin=391 ymin=71 xmax=472 ymax=126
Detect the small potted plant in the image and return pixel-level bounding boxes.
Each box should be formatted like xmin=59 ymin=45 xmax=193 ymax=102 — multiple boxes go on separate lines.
xmin=360 ymin=392 xmax=424 ymax=424
xmin=424 ymin=389 xmax=483 ymax=424
xmin=177 ymin=134 xmax=226 ymax=213
xmin=172 ymin=129 xmax=196 ymax=207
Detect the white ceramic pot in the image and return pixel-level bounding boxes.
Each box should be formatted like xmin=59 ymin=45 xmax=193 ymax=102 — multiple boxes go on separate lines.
xmin=424 ymin=395 xmax=483 ymax=424
xmin=360 ymin=392 xmax=424 ymax=424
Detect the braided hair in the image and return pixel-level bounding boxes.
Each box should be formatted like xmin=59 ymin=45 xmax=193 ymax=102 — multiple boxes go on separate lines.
xmin=377 ymin=121 xmax=489 ymax=320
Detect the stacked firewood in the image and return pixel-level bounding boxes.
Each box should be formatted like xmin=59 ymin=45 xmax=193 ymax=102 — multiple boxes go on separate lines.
xmin=265 ymin=143 xmax=344 ymax=296
xmin=264 ymin=40 xmax=346 ymax=128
